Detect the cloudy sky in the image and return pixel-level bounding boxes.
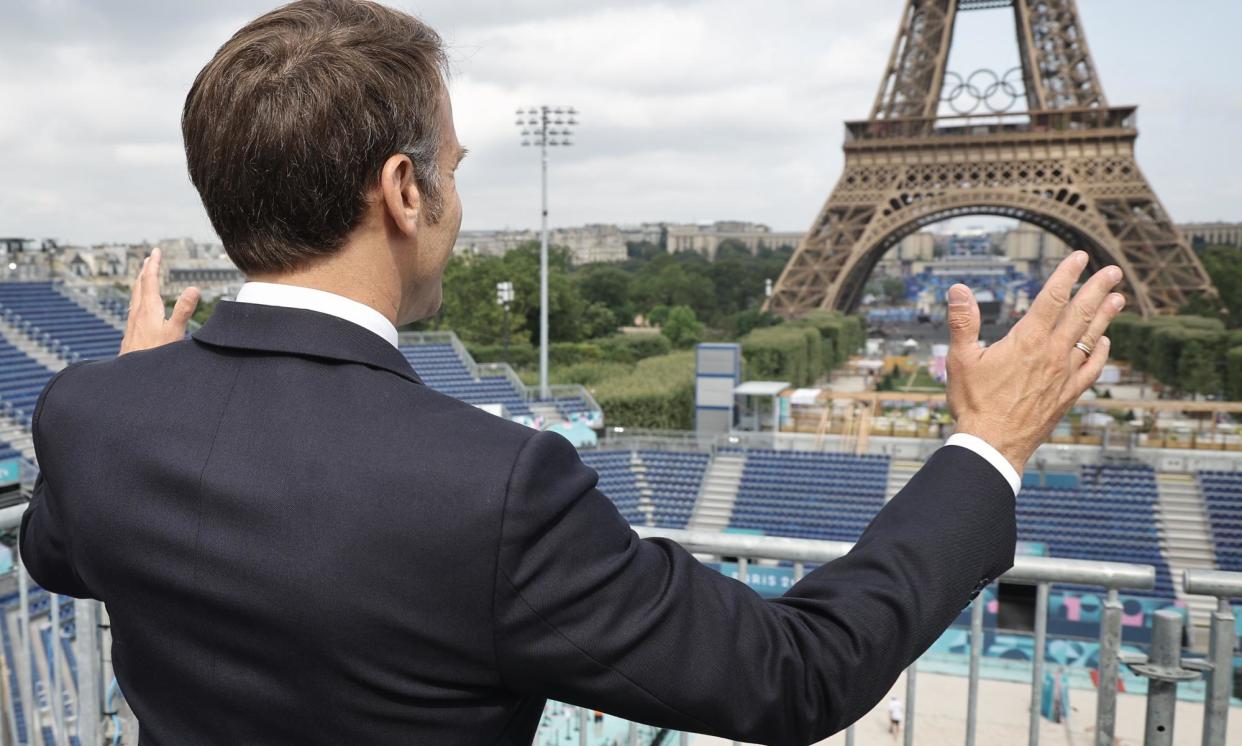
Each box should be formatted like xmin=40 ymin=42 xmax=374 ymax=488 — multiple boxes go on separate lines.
xmin=2 ymin=0 xmax=1238 ymax=245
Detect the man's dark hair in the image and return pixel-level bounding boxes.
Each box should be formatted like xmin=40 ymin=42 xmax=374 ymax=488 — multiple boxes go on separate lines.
xmin=182 ymin=0 xmax=448 ymax=275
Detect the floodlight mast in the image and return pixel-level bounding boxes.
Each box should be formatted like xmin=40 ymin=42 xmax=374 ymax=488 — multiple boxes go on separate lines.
xmin=516 ymin=105 xmax=577 ymax=399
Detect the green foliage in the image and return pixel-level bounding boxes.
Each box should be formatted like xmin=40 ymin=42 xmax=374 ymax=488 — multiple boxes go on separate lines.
xmin=798 ymin=310 xmax=865 ymax=368
xmin=597 ymin=333 xmax=671 ymax=364
xmin=730 ymin=309 xmax=781 ymax=338
xmin=1109 ymin=314 xmax=1232 ymax=398
xmin=575 ymin=264 xmax=634 ymax=327
xmin=474 ymin=333 xmax=674 ymax=371
xmin=1177 ymin=331 xmax=1223 ymax=397
xmin=1227 ymin=347 xmax=1242 ymax=401
xmin=435 ymin=242 xmax=616 ymax=346
xmin=468 ymin=342 xmax=537 ymax=368
xmin=661 ymin=306 xmax=705 ymax=349
xmin=1107 ymin=313 xmax=1145 ymax=363
xmin=1181 ymin=244 xmax=1242 ymax=327
xmin=549 ymin=342 xmax=602 ymax=367
xmin=741 ymin=325 xmax=823 ymax=387
xmin=548 ymin=361 xmax=633 ymax=387
xmin=590 ymin=352 xmax=696 ymax=430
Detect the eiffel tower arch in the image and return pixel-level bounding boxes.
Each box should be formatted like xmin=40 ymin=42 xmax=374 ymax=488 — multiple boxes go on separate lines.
xmin=765 ymin=0 xmax=1216 ymax=318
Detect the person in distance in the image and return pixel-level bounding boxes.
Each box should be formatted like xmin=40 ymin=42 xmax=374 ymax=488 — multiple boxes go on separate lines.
xmin=19 ymin=1 xmax=1126 ymax=744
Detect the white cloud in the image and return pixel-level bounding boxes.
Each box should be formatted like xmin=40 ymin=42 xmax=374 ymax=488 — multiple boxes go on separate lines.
xmin=0 ymin=0 xmax=1238 ymax=244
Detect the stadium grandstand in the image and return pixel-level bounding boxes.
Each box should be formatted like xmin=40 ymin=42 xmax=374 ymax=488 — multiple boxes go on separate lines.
xmin=0 ymin=277 xmax=1240 ymax=745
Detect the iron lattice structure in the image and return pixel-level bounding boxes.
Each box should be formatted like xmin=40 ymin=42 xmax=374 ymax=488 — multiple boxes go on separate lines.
xmin=766 ymin=0 xmax=1215 ymax=318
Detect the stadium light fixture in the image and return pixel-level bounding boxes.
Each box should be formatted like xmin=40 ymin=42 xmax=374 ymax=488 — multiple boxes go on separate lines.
xmin=515 ymin=105 xmax=578 ymax=399
xmin=496 ymin=281 xmax=515 ymax=364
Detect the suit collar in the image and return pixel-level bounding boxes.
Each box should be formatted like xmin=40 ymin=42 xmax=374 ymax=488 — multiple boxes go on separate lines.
xmin=192 ymin=300 xmax=422 ymax=385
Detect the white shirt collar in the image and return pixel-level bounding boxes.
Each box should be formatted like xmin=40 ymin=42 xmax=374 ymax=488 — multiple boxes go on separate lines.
xmin=233 ymin=281 xmax=400 ymax=349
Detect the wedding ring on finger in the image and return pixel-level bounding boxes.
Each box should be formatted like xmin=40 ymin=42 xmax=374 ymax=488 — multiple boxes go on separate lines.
xmin=1074 ymin=341 xmax=1093 ymax=356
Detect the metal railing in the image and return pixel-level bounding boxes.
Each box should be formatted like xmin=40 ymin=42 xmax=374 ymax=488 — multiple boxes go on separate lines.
xmin=1183 ymin=571 xmax=1242 ymax=746
xmin=2 ymin=511 xmax=1237 ymax=745
xmin=634 ymin=528 xmax=1238 ymax=746
xmin=843 ymin=106 xmax=1139 ymax=143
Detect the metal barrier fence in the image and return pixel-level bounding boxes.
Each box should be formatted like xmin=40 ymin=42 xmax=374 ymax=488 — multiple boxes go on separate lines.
xmin=633 ymin=528 xmax=1240 ymax=746
xmin=1 ymin=509 xmax=1238 ymax=745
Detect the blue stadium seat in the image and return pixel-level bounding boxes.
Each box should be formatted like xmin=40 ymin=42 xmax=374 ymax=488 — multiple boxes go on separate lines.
xmin=398 ymin=343 xmax=533 ymax=416
xmin=1199 ymin=470 xmax=1242 ymax=572
xmin=728 ymin=450 xmax=890 ymax=543
xmin=0 ymin=282 xmax=122 ymax=362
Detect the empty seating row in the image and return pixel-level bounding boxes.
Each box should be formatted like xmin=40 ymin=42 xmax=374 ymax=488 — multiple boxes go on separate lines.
xmin=729 ymin=451 xmax=890 ymax=543
xmin=1018 ymin=465 xmax=1174 ymax=597
xmin=0 ymin=282 xmax=122 ymax=361
xmin=398 ymin=344 xmax=533 ymax=416
xmin=0 ymin=334 xmax=56 ymax=426
xmin=1200 ymin=470 xmax=1242 ymax=572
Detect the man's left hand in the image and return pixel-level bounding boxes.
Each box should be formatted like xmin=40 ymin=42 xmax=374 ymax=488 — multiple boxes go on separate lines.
xmin=119 ymin=247 xmax=200 ymax=355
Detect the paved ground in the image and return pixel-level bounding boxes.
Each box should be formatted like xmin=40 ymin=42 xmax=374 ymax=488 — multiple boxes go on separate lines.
xmin=691 ymin=668 xmax=1242 ymax=746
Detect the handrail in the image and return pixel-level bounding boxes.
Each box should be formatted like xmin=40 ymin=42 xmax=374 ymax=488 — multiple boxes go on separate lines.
xmin=634 ymin=527 xmax=1156 ymax=591
xmin=1182 ymin=569 xmax=1242 ymax=599
xmin=1181 ymin=568 xmax=1241 ymax=746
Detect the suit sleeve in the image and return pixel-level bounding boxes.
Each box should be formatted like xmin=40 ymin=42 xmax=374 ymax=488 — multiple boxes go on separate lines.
xmin=19 ymin=363 xmax=94 ymax=599
xmin=492 ymin=432 xmax=1015 ymax=746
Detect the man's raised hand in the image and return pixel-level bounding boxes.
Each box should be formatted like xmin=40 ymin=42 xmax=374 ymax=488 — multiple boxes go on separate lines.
xmin=945 ymin=250 xmax=1126 ymax=475
xmin=119 ymin=247 xmax=200 ymax=355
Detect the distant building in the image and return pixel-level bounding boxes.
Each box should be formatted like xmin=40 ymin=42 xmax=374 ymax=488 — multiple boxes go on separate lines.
xmin=617 ymin=223 xmax=665 ymax=248
xmin=1179 ymin=222 xmax=1242 ymax=249
xmin=454 ymin=224 xmax=626 ymax=265
xmin=1002 ymin=227 xmax=1069 ymax=276
xmin=1 ymin=238 xmax=58 ymax=281
xmin=665 ymin=221 xmax=802 ymax=259
xmin=875 ymin=232 xmax=935 ymax=274
xmin=550 ymin=224 xmax=627 ymax=264
xmin=947 ymin=228 xmax=993 ymax=257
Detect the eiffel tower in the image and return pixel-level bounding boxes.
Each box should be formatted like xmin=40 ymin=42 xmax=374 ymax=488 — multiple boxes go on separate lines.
xmin=765 ymin=0 xmax=1216 ymax=318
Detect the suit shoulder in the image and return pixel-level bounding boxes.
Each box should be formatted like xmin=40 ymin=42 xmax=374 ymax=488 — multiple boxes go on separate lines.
xmin=34 ymin=341 xmax=204 ymax=428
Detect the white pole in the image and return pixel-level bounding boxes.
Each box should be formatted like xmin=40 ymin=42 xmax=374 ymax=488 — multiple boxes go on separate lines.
xmin=539 ymin=105 xmax=550 ymax=399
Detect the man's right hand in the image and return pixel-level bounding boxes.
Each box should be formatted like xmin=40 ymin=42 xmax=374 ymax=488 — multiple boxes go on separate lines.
xmin=945 ymin=250 xmax=1126 ymax=476
xmin=119 ymin=247 xmax=200 ymax=356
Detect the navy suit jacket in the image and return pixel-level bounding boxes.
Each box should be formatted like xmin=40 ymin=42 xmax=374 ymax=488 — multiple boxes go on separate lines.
xmin=21 ymin=299 xmax=1015 ymax=745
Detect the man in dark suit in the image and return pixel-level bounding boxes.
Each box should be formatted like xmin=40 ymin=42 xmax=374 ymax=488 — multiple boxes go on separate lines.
xmin=19 ymin=1 xmax=1127 ymax=744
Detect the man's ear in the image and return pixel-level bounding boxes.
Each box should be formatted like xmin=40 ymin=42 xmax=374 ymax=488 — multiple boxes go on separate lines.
xmin=380 ymin=153 xmax=421 ymax=238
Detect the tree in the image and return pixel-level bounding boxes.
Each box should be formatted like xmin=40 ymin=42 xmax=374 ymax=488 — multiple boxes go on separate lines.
xmin=575 ymin=265 xmax=633 ymax=327
xmin=434 ymin=242 xmax=616 ymax=346
xmin=714 ymin=238 xmax=752 ymax=260
xmin=732 ymin=309 xmax=780 ymax=337
xmin=630 ymin=254 xmax=716 ymax=322
xmin=647 ymin=305 xmax=672 ymax=327
xmin=661 ymin=306 xmax=705 ymax=349
xmin=881 ymin=277 xmax=907 ymax=305
xmin=625 ymin=240 xmax=663 ymax=262
xmin=1182 ymin=244 xmax=1242 ymax=327
xmin=1177 ymin=332 xmax=1223 ymax=397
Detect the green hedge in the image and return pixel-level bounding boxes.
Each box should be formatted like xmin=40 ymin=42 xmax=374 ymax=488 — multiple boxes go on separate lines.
xmin=1110 ymin=314 xmax=1233 ymax=397
xmin=470 ymin=334 xmax=671 ymax=370
xmin=1227 ymin=347 xmax=1242 ymax=401
xmin=590 ymin=352 xmax=696 ymax=430
xmin=597 ymin=333 xmax=672 ymax=364
xmin=798 ymin=310 xmax=864 ymax=368
xmin=740 ymin=325 xmax=822 ymax=387
xmin=737 ymin=312 xmax=866 ymax=387
xmin=467 ymin=343 xmax=537 ymax=369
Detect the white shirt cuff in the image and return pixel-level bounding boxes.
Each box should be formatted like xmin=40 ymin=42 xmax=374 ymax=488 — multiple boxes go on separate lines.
xmin=944 ymin=433 xmax=1021 ymax=496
